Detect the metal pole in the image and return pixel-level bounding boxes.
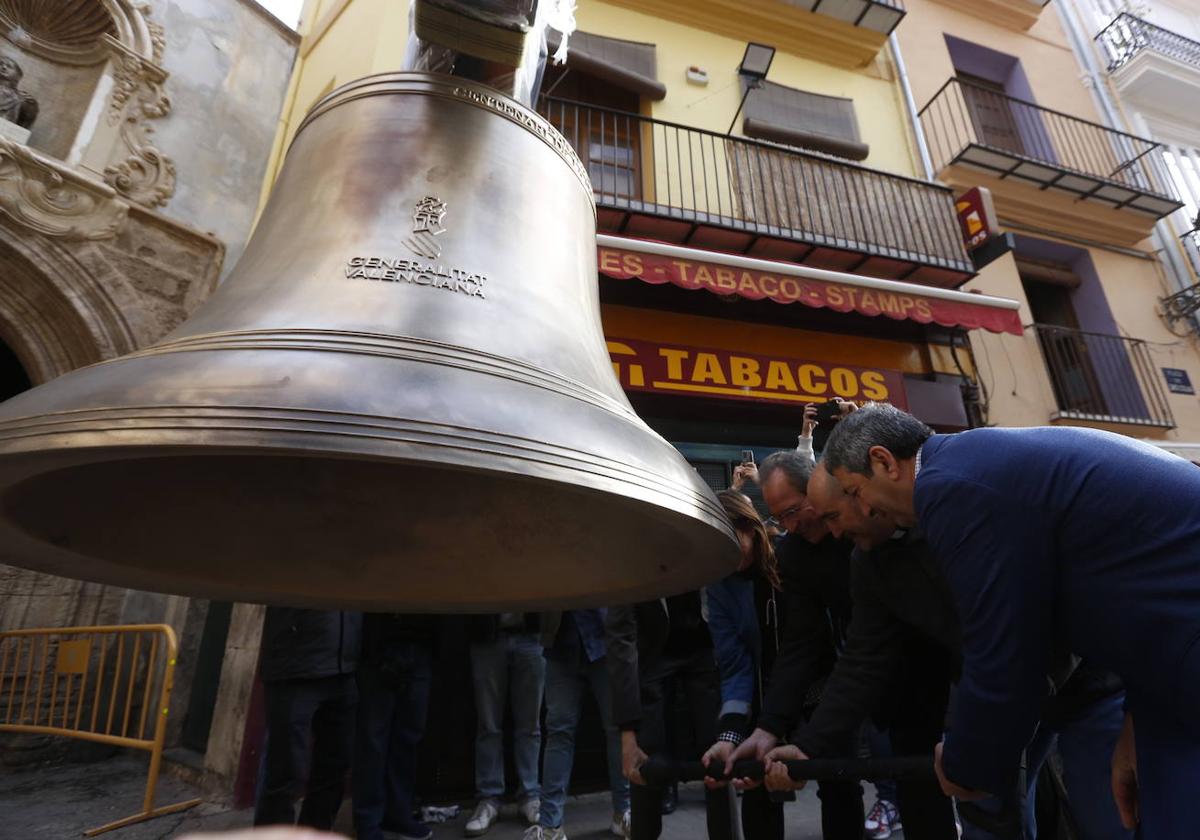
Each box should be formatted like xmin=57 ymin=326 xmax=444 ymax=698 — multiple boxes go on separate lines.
xmin=727 ymin=79 xmax=755 ymax=136
xmin=890 ymin=32 xmax=935 ymax=180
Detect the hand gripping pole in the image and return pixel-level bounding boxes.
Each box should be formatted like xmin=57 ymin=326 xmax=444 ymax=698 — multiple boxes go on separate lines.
xmin=639 ymin=755 xmax=935 ymax=786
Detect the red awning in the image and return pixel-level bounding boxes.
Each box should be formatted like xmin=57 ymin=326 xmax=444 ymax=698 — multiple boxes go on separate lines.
xmin=597 ymin=236 xmax=1024 ymax=336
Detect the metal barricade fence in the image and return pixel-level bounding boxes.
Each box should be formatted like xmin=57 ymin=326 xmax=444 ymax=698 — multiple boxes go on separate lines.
xmin=0 ymin=624 xmax=202 ymax=836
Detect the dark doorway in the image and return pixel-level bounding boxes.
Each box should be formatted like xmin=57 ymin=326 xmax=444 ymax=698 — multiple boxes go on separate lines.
xmin=0 ymin=337 xmax=30 ymax=401
xmin=1020 ymin=270 xmax=1108 ymax=417
xmin=181 ymin=601 xmax=233 ymax=753
xmin=958 ymin=72 xmax=1024 ymax=155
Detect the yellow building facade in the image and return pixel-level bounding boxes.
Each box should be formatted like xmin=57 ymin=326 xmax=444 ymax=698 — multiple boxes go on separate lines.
xmin=897 ymin=0 xmax=1200 ymax=445
xmin=263 ymin=0 xmax=1004 ymax=439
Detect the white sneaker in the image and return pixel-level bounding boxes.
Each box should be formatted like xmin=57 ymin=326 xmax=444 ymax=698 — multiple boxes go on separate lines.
xmin=519 ymin=797 xmax=541 ymax=826
xmin=522 ymin=827 xmax=567 ymax=840
xmin=465 ymin=799 xmax=500 ymax=837
xmin=610 ymin=810 xmax=631 ymax=838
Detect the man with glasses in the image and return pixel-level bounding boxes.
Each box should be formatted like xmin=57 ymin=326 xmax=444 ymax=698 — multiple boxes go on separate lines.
xmin=727 ymin=449 xmax=864 ymax=839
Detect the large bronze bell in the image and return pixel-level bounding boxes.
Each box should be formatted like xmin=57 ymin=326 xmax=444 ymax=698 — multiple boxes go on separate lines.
xmin=0 ymin=74 xmax=739 ymax=610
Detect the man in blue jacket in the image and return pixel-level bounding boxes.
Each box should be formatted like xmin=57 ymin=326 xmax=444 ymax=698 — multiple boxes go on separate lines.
xmin=822 ymin=404 xmax=1200 ymax=838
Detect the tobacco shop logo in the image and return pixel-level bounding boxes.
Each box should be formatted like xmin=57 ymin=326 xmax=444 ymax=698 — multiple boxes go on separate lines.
xmin=404 ymin=195 xmax=447 ymax=260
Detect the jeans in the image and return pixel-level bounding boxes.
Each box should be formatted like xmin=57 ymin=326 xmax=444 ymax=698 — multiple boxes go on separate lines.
xmin=539 ymin=653 xmax=629 ymax=828
xmin=471 ymin=632 xmax=546 ymax=801
xmin=352 ymin=642 xmax=433 ymax=840
xmin=961 ymin=692 xmax=1131 ymax=840
xmin=629 ymin=646 xmax=735 ymax=840
xmin=255 ymin=674 xmax=356 ymax=829
xmin=1023 ymin=691 xmax=1131 ymax=840
xmin=1131 ymin=698 xmax=1200 ymax=840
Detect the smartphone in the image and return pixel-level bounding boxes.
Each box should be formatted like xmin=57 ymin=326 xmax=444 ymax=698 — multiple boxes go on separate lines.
xmin=740 ymin=449 xmax=754 ymax=464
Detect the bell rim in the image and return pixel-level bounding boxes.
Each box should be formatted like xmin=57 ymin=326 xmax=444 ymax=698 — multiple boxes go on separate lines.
xmin=0 ymin=408 xmax=732 ymax=527
xmin=0 ymin=445 xmax=740 ymax=611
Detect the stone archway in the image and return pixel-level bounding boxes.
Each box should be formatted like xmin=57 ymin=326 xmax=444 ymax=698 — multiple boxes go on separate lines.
xmin=0 ymin=223 xmax=136 ymax=385
xmin=0 ymin=218 xmax=141 ymax=633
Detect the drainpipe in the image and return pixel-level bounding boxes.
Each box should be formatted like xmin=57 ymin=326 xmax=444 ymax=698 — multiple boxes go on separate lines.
xmin=890 ymin=32 xmax=935 ymax=181
xmin=1056 ymin=0 xmax=1195 ymax=297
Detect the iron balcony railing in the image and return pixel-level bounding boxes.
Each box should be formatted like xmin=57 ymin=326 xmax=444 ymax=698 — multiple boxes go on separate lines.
xmin=1031 ymin=324 xmax=1174 ymax=427
xmin=918 ymin=77 xmax=1179 ymax=209
xmin=539 ymin=97 xmax=973 ymax=274
xmin=1097 ymin=12 xmax=1200 ymax=73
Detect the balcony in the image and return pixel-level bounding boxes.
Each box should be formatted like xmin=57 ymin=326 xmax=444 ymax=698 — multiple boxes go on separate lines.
xmin=930 ymin=0 xmax=1051 ymax=31
xmin=919 ymin=78 xmax=1183 ymax=246
xmin=598 ymin=0 xmax=904 ymax=69
xmin=1032 ymin=324 xmax=1174 ymax=428
xmin=540 ymin=97 xmax=974 ymax=288
xmin=1096 ymin=14 xmax=1200 ymax=117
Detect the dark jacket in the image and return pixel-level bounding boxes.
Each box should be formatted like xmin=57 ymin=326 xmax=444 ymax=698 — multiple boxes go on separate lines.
xmin=756 ymin=534 xmax=854 ymax=738
xmin=542 ymin=609 xmax=608 ymax=663
xmin=604 ymin=591 xmax=711 ymax=731
xmin=259 ymin=608 xmax=362 ymax=682
xmin=790 ymin=531 xmax=1121 ymax=761
xmin=469 ymin=613 xmax=541 ymax=644
xmin=707 ymin=568 xmax=784 ymax=736
xmin=792 ymin=532 xmax=958 ymax=757
xmin=360 ymin=612 xmax=440 ymax=667
xmin=916 ymin=427 xmax=1200 ymax=794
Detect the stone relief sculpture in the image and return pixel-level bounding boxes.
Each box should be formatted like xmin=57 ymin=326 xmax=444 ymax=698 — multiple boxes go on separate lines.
xmin=0 ymin=56 xmax=36 ymax=128
xmin=0 ymin=0 xmax=175 ymax=208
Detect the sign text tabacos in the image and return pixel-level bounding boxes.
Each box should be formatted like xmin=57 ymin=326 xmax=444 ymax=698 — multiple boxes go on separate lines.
xmin=607 ymin=338 xmax=907 ymax=409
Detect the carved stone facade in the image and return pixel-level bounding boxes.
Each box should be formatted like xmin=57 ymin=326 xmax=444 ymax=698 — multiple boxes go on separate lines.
xmin=100 ymin=37 xmax=175 ymax=207
xmin=0 ymin=138 xmax=127 ymax=240
xmin=0 ymin=0 xmax=297 ymax=777
xmin=0 ymin=2 xmax=178 ymax=210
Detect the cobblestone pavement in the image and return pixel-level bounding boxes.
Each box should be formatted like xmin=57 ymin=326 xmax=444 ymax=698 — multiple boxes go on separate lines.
xmin=0 ymin=755 xmax=898 ymax=840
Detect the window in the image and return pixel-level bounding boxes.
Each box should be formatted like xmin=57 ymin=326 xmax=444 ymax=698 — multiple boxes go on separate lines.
xmin=541 ymin=67 xmax=643 ymax=201
xmin=587 ymin=142 xmax=638 ymax=198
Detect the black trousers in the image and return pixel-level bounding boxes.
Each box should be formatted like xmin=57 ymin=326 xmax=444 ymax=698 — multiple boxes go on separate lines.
xmin=631 ymin=646 xmax=736 ymax=840
xmin=740 ymin=784 xmax=785 ymax=840
xmin=808 ymin=730 xmax=866 ymax=840
xmin=255 ymin=673 xmax=357 ymax=829
xmin=352 ymin=642 xmax=433 ymax=840
xmin=886 ymin=636 xmax=957 ymax=840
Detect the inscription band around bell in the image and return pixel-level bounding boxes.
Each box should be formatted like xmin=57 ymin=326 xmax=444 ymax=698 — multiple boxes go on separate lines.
xmin=0 ymin=73 xmax=739 ymax=611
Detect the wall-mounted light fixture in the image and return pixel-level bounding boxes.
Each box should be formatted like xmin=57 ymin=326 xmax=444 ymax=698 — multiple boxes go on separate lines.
xmin=727 ymin=42 xmax=776 ymax=135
